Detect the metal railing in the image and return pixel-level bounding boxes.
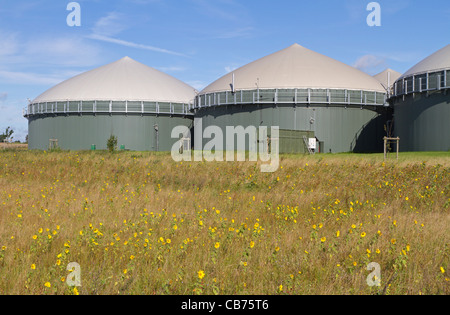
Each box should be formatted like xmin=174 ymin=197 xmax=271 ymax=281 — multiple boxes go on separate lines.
xmin=195 ymin=88 xmax=387 ymax=109
xmin=392 ymin=68 xmax=450 ymax=97
xmin=23 ymin=100 xmax=195 ymax=117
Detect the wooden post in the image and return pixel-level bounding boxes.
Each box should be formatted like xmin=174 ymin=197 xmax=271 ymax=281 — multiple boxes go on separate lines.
xmin=384 ymin=137 xmax=400 ymax=161
xmin=384 ymin=137 xmax=387 ymax=160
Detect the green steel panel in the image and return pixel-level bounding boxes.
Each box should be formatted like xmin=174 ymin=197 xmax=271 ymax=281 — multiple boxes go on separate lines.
xmin=28 ymin=114 xmax=193 ymax=151
xmin=196 ymin=104 xmax=387 ymax=154
xmin=394 ymin=91 xmax=450 ymax=151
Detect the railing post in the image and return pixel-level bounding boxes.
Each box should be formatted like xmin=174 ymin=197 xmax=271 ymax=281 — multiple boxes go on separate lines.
xmin=445 ymin=70 xmax=448 ymax=88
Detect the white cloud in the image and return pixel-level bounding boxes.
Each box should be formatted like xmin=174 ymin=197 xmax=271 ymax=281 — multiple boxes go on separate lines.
xmin=374 ymin=50 xmax=424 ymax=64
xmin=0 ymin=100 xmax=28 ymax=142
xmin=87 ymin=33 xmax=186 ymax=57
xmin=384 ymin=0 xmax=412 ymax=15
xmin=86 ymin=12 xmax=187 ymax=57
xmin=0 ymin=92 xmax=7 ymax=101
xmin=92 ymin=12 xmax=128 ymax=37
xmin=191 ymin=0 xmax=244 ymax=22
xmin=214 ymin=27 xmax=254 ymax=39
xmin=353 ymin=54 xmax=387 ymax=73
xmin=0 ymin=31 xmax=19 ymax=56
xmin=24 ymin=36 xmax=102 ymax=67
xmin=0 ymin=28 xmax=102 ymax=69
xmin=189 ymin=0 xmax=254 ymax=40
xmin=0 ymin=28 xmax=102 ymax=87
xmin=0 ymin=70 xmax=71 ymax=86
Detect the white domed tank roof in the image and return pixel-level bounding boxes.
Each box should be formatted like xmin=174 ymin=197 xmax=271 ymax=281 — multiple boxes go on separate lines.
xmin=201 ymin=44 xmax=385 ymax=94
xmin=401 ymin=44 xmax=450 ymax=78
xmin=373 ymin=68 xmax=402 ymax=90
xmin=33 ymin=57 xmax=196 ymax=104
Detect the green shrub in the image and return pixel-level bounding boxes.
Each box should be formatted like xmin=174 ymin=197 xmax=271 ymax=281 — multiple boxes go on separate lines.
xmin=107 ymin=135 xmax=118 ymax=153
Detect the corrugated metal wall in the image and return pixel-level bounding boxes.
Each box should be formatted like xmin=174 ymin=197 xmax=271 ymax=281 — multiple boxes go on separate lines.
xmin=195 ymin=104 xmax=388 ymax=154
xmin=393 ymin=91 xmax=450 ymax=151
xmin=28 ymin=114 xmax=193 ymax=151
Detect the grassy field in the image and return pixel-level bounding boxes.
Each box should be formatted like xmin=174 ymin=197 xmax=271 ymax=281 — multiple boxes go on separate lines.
xmin=0 ymin=149 xmax=449 ymax=295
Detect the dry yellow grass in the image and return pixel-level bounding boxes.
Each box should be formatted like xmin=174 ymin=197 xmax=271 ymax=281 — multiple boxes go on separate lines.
xmin=0 ymin=143 xmax=27 ymax=150
xmin=0 ymin=150 xmax=449 ymax=295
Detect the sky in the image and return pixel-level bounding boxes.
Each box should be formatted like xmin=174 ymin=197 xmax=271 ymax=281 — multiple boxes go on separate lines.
xmin=0 ymin=0 xmax=449 ymax=142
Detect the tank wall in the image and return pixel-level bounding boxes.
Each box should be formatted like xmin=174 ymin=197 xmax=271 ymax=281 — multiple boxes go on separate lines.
xmin=195 ymin=104 xmax=387 ymax=153
xmin=28 ymin=114 xmax=193 ymax=151
xmin=393 ymin=91 xmax=450 ymax=151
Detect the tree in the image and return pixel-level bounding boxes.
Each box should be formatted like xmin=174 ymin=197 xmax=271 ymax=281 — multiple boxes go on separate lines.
xmin=107 ymin=134 xmax=118 ymax=153
xmin=0 ymin=127 xmax=13 ymax=143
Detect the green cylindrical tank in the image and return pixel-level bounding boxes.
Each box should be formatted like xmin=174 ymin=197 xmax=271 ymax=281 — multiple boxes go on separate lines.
xmin=391 ymin=44 xmax=450 ymax=152
xmin=195 ymin=44 xmax=389 ymax=153
xmin=24 ymin=57 xmax=196 ymax=152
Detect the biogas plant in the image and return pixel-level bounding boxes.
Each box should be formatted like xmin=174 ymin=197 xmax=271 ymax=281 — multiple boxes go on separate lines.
xmin=24 ymin=43 xmax=450 ymax=153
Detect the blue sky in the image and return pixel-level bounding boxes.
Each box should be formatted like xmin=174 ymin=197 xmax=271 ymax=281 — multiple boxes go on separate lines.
xmin=0 ymin=0 xmax=449 ymax=141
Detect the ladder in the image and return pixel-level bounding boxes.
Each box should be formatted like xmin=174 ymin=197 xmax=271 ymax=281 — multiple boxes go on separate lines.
xmin=303 ymin=136 xmax=313 ymax=155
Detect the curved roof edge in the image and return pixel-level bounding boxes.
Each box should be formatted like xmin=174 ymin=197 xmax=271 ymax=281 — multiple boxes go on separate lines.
xmin=400 ymin=44 xmax=450 ymax=79
xmin=200 ymin=44 xmax=386 ymax=95
xmin=32 ymin=57 xmax=197 ymax=104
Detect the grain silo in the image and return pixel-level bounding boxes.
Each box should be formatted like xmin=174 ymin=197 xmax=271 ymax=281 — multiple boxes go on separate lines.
xmin=195 ymin=44 xmax=389 ymax=154
xmin=391 ymin=44 xmax=450 ymax=152
xmin=24 ymin=57 xmax=196 ymax=151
